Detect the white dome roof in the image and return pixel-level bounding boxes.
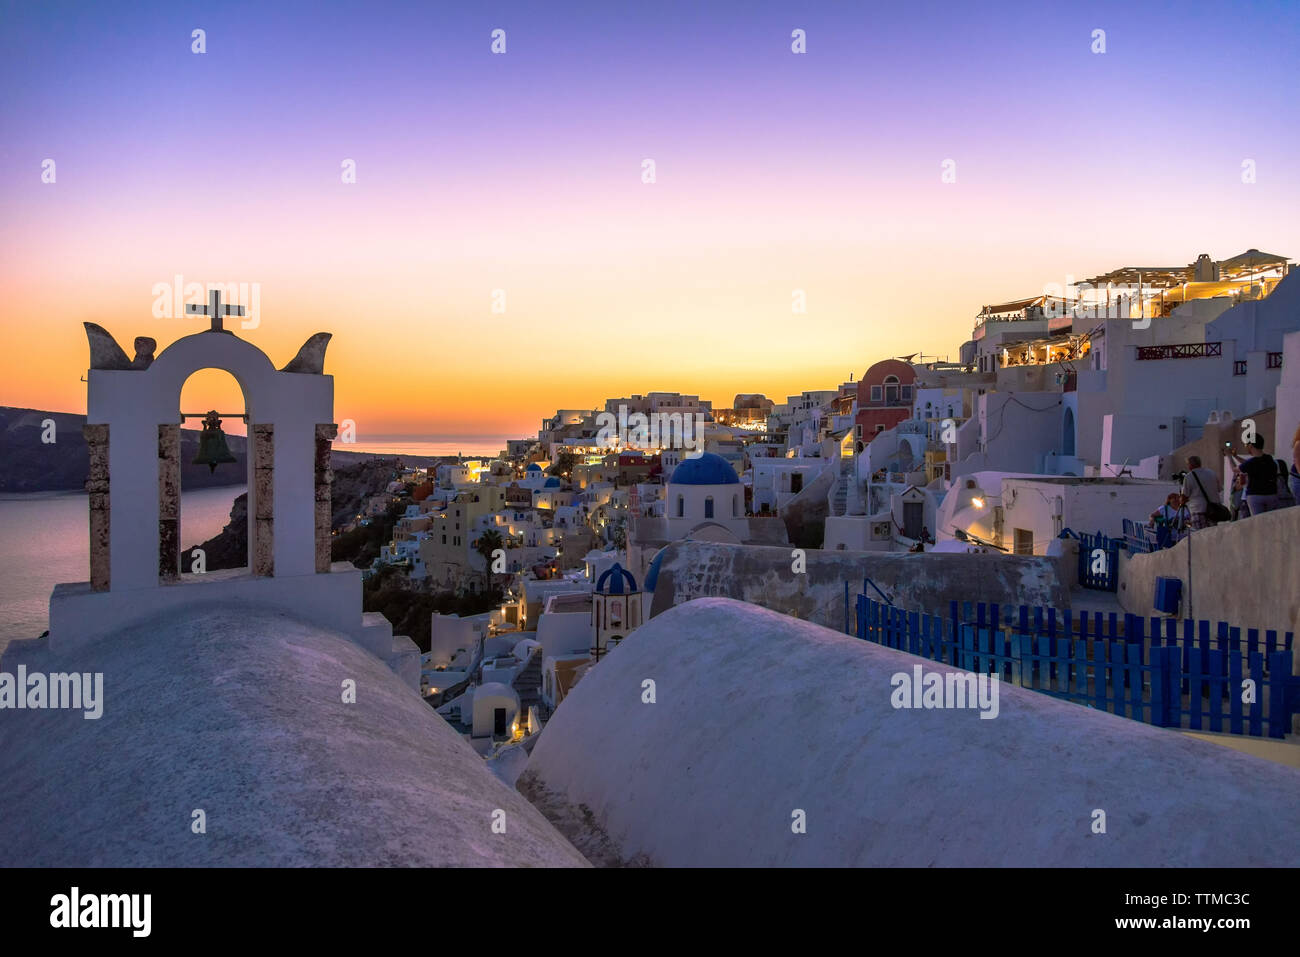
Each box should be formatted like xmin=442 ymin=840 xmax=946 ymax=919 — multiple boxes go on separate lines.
xmin=0 ymin=608 xmax=585 ymax=867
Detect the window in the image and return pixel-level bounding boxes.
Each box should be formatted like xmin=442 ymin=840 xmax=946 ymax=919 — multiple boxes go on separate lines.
xmin=704 ymin=496 xmax=714 ymax=519
xmin=732 ymin=494 xmax=738 ymax=517
xmin=676 ymin=496 xmax=684 ymax=517
xmin=901 ymin=385 xmax=912 ymax=401
xmin=870 ymin=385 xmax=882 ymax=402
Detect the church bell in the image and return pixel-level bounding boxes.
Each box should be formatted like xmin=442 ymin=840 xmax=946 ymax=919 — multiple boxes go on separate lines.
xmin=192 ymin=410 xmax=238 ymax=473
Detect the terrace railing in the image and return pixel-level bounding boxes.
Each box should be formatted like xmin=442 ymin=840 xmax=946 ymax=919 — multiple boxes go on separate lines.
xmin=1135 ymin=342 xmax=1223 ymax=360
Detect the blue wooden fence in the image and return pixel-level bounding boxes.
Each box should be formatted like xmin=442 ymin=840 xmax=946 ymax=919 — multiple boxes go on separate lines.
xmin=851 ymin=594 xmax=1297 ymax=739
xmin=947 ymin=600 xmax=1293 ymax=662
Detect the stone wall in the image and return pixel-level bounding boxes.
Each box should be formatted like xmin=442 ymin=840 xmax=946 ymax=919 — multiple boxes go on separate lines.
xmin=253 ymin=423 xmax=274 ymax=576
xmin=314 ymin=423 xmax=337 ymax=573
xmin=84 ymin=424 xmax=110 ymax=592
xmin=646 ymin=541 xmax=1071 ymax=631
xmin=157 ymin=424 xmax=180 ymax=581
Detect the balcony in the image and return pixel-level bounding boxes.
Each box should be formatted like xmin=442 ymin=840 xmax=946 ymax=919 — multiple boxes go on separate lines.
xmin=1134 ymin=342 xmax=1223 ymax=360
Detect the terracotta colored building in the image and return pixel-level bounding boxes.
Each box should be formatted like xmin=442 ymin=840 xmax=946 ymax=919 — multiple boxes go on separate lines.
xmin=855 ymin=359 xmax=917 ymax=441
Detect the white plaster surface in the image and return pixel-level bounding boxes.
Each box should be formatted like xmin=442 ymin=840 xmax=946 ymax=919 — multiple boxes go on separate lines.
xmin=0 ymin=607 xmax=587 ymax=867
xmin=522 ymin=598 xmax=1300 ymax=867
xmin=50 ymin=564 xmax=366 ymax=654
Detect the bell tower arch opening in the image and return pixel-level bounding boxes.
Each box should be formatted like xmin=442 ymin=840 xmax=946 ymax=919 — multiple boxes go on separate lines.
xmin=176 ymin=369 xmax=250 ymax=576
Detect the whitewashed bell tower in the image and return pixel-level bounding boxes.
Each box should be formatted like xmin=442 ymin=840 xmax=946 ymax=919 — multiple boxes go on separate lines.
xmin=592 ymin=563 xmax=641 ymax=655
xmin=48 ymin=311 xmax=415 ymax=686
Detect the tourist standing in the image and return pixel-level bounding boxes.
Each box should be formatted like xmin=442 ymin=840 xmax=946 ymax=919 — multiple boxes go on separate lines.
xmin=1230 ymin=471 xmax=1249 ymax=520
xmin=1292 ymin=424 xmax=1300 ymax=505
xmin=1230 ymin=437 xmax=1279 ymax=516
xmin=1179 ymin=455 xmax=1221 ymax=527
xmin=1149 ymin=492 xmax=1189 ymax=547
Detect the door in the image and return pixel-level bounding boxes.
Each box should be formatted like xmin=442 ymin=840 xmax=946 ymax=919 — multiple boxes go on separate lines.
xmin=903 ymin=501 xmax=923 ymax=540
xmin=493 ymin=707 xmax=507 ymax=736
xmin=791 ymin=473 xmax=804 ymax=494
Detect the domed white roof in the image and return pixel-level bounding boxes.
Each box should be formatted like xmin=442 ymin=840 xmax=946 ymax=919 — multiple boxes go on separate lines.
xmin=0 ymin=608 xmax=586 ymax=867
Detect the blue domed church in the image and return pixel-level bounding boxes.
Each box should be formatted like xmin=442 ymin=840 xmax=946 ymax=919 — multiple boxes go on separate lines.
xmin=664 ymin=452 xmax=749 ymax=542
xmin=623 ymin=452 xmax=790 ymax=611
xmin=592 ymin=562 xmax=640 ymax=653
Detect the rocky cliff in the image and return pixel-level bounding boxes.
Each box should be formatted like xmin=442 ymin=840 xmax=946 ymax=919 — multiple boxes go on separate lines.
xmin=0 ymin=407 xmax=448 ymax=493
xmin=0 ymin=406 xmax=248 ymax=492
xmin=185 ymin=456 xmax=411 ymax=570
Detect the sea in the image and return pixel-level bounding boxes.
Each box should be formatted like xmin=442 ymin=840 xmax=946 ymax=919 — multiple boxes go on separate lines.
xmin=0 ymin=437 xmax=511 ymax=650
xmin=339 ymin=437 xmax=509 ymax=459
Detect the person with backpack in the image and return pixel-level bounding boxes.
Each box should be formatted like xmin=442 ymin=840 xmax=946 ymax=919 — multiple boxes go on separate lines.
xmin=1180 ymin=454 xmax=1226 ymax=528
xmin=1229 ymin=436 xmax=1278 ymax=516
xmin=1276 ymin=458 xmax=1296 ymax=509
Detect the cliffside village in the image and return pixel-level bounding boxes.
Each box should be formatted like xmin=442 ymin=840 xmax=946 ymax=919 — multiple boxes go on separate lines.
xmin=355 ymin=248 xmax=1299 ymax=756
xmin=9 ymin=247 xmax=1299 ymax=870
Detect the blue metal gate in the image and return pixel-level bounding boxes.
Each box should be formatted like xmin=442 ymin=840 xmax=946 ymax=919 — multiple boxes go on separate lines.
xmin=1076 ymin=530 xmax=1119 ymax=591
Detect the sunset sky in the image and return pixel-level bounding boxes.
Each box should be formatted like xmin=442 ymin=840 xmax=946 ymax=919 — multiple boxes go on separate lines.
xmin=2 ymin=0 xmax=1297 ymax=443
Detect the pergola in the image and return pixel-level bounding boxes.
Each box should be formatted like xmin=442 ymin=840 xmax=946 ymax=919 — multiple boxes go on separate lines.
xmin=1080 ymin=249 xmax=1290 ymax=289
xmin=1076 ymin=249 xmax=1291 ymax=317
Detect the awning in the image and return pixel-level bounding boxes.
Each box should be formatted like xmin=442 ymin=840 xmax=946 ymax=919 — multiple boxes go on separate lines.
xmin=981 ymin=296 xmax=1041 ymax=314
xmin=1216 ymin=248 xmax=1289 ymax=279
xmin=977 ymin=294 xmax=1075 ymax=317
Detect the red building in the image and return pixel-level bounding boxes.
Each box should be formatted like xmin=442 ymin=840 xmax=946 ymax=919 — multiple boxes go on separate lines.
xmin=854 ymin=359 xmax=916 ymax=442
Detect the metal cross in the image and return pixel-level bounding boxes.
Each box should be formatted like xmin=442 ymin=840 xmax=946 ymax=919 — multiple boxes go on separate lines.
xmin=186 ymin=288 xmax=245 ymax=333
